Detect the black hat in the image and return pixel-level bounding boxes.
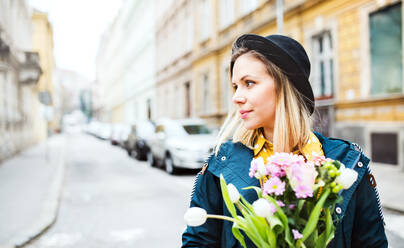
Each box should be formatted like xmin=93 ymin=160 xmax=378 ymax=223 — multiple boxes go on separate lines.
xmin=232 ymin=34 xmax=315 ymax=115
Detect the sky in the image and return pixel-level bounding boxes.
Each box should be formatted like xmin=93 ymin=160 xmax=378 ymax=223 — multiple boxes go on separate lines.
xmin=28 ymin=0 xmax=123 ymax=81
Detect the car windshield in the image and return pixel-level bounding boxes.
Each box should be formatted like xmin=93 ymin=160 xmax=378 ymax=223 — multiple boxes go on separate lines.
xmin=183 ymin=124 xmax=211 ymax=135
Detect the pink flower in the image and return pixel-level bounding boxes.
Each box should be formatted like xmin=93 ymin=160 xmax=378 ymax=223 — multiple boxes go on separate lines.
xmin=267 ymin=152 xmax=294 ymax=169
xmin=269 ymin=202 xmax=277 ymax=215
xmin=289 ymin=204 xmax=295 ymax=209
xmin=312 ymin=152 xmax=333 ymax=166
xmin=294 ymin=185 xmax=313 ymax=198
xmin=249 ymin=161 xmax=258 ymax=178
xmin=276 ymin=200 xmax=285 ymax=207
xmin=292 ymin=229 xmax=303 ymax=240
xmin=263 ymin=176 xmax=285 ymax=196
xmin=266 ymin=163 xmax=285 ymax=177
xmin=286 ymin=161 xmax=318 ymax=199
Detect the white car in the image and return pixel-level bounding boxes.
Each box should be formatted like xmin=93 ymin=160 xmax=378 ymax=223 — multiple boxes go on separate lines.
xmin=146 ymin=118 xmax=217 ymax=174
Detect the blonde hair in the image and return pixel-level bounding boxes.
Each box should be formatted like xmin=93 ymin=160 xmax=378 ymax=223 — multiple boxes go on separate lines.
xmin=215 ymin=48 xmax=313 ymax=155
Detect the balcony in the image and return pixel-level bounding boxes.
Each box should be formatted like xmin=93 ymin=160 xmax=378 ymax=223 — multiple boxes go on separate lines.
xmin=19 ymin=51 xmax=42 ymax=85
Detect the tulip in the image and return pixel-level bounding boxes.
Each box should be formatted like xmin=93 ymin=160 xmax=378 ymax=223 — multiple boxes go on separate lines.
xmin=257 ymin=162 xmax=267 ymax=178
xmin=252 ymin=198 xmax=276 ymax=217
xmin=184 ymin=207 xmax=207 ymax=226
xmin=336 ymin=167 xmax=358 ymax=189
xmin=227 ymin=183 xmax=240 ymax=203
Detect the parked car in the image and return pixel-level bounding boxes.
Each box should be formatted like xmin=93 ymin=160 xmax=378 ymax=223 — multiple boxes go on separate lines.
xmin=98 ymin=123 xmax=112 ymax=140
xmin=146 ymin=118 xmax=216 ymax=174
xmin=110 ymin=124 xmax=131 ymax=146
xmin=123 ymin=121 xmax=155 ymax=160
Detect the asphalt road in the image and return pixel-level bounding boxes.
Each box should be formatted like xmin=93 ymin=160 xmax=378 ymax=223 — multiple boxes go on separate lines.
xmin=26 ymin=134 xmax=196 ymax=248
xmin=25 ymin=133 xmax=404 ymax=248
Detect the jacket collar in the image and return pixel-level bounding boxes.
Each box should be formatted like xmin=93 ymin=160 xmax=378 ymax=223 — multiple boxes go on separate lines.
xmin=209 ymin=133 xmax=368 ymax=220
xmin=313 ymin=132 xmax=362 ymax=170
xmin=210 ymin=133 xmax=364 ymax=186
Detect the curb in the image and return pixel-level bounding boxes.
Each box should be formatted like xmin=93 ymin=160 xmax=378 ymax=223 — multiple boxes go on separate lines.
xmin=2 ymin=136 xmax=67 ymax=248
xmin=382 ymin=205 xmax=404 ymax=215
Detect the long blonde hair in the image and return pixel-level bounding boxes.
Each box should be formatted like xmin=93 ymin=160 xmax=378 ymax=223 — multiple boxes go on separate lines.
xmin=215 ymin=47 xmax=313 ymax=155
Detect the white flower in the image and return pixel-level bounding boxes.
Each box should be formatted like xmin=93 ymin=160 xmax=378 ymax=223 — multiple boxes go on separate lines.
xmin=184 ymin=207 xmax=207 ymax=226
xmin=250 ymin=157 xmax=267 ymax=179
xmin=257 ymin=163 xmax=267 ymax=177
xmin=227 ymin=183 xmax=240 ymax=203
xmin=253 ymin=198 xmax=275 ymax=217
xmin=336 ymin=167 xmax=358 ymax=189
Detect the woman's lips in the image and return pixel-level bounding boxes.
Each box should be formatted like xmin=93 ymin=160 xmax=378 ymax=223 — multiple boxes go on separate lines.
xmin=240 ymin=110 xmax=252 ymax=119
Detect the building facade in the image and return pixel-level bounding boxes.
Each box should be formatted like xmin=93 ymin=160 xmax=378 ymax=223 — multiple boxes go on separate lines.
xmin=32 ymin=10 xmax=57 ymax=139
xmin=96 ymin=0 xmax=157 ymax=124
xmin=155 ymin=0 xmax=404 ymax=170
xmin=0 ymin=0 xmax=42 ymax=162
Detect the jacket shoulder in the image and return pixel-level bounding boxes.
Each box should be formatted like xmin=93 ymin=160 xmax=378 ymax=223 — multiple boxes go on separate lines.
xmin=205 ymin=140 xmax=251 ymax=176
xmin=314 ymin=132 xmax=368 ymax=160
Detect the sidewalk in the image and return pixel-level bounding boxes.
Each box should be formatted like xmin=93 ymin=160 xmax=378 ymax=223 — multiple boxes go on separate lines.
xmin=371 ymin=164 xmax=404 ymax=213
xmin=0 ymin=135 xmax=66 ymax=248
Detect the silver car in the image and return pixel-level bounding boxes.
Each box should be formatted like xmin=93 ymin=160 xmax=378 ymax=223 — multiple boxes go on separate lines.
xmin=146 ymin=118 xmax=216 ymax=174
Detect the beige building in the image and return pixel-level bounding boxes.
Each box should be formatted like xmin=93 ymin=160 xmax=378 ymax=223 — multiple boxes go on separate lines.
xmin=0 ymin=0 xmax=42 ymax=162
xmin=155 ymin=0 xmax=404 ymax=169
xmin=32 ymin=10 xmax=56 ymax=140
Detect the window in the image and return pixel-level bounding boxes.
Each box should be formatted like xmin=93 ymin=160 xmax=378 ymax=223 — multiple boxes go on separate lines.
xmin=199 ymin=0 xmax=211 ymax=41
xmin=185 ymin=82 xmax=191 ymax=117
xmin=312 ymin=106 xmax=333 ymax=137
xmin=369 ymin=2 xmax=402 ymax=95
xmin=221 ymin=66 xmax=230 ymax=111
xmin=0 ymin=72 xmax=5 ymax=124
xmin=183 ymin=124 xmax=212 ymax=135
xmin=146 ymin=98 xmax=151 ymax=120
xmin=312 ymin=31 xmax=334 ymax=99
xmin=371 ymin=132 xmax=398 ymax=165
xmin=202 ymin=73 xmax=210 ymax=113
xmin=219 ymin=0 xmax=234 ymax=29
xmin=185 ymin=8 xmax=193 ymax=52
xmin=239 ymin=0 xmax=258 ymax=16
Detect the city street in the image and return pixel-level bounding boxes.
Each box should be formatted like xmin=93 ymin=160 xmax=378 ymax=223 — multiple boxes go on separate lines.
xmin=25 ymin=133 xmax=195 ymax=248
xmin=21 ymin=133 xmax=404 ymax=248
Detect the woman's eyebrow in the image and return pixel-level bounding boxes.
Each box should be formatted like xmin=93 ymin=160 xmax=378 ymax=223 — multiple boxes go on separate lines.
xmin=232 ymin=74 xmax=253 ymax=84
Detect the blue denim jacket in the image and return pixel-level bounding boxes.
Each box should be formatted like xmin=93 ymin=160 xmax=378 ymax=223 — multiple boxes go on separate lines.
xmin=182 ymin=132 xmax=388 ymax=247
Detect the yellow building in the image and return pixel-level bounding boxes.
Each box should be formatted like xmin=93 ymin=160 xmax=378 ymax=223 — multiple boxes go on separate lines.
xmin=32 ymin=10 xmax=56 ymax=141
xmin=157 ymin=0 xmax=404 ymax=169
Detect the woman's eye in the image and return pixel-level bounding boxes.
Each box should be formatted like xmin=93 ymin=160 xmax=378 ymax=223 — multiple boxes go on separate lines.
xmin=232 ymin=84 xmax=238 ymax=90
xmin=246 ymin=80 xmax=255 ymax=87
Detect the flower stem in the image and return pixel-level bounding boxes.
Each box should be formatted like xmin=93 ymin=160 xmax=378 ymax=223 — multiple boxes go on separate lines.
xmin=207 ymin=214 xmax=236 ymax=223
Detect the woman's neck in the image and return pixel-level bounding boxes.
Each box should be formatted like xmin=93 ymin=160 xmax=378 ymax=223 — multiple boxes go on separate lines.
xmin=262 ymin=128 xmax=274 ymax=143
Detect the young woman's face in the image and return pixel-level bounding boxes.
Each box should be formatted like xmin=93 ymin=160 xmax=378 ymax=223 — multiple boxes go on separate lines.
xmin=232 ymin=52 xmax=277 ymax=132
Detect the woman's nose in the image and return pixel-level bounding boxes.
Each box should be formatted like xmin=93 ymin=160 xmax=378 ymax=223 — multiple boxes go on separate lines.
xmin=232 ymin=93 xmax=246 ymax=104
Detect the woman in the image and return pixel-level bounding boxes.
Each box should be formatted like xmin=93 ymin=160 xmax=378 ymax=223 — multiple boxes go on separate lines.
xmin=182 ymin=34 xmax=387 ymax=247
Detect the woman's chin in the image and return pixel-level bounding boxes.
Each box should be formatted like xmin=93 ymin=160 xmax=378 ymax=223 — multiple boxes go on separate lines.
xmin=242 ymin=120 xmax=260 ymax=130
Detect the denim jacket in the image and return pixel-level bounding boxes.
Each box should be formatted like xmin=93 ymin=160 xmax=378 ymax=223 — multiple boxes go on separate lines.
xmin=182 ymin=132 xmax=388 ymax=248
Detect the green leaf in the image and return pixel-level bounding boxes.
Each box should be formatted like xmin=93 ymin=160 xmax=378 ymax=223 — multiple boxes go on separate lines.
xmin=325 ymin=208 xmax=335 ymax=245
xmin=243 ymin=186 xmax=263 ymax=198
xmin=301 ymin=188 xmax=331 ymax=242
xmin=267 ymin=215 xmax=284 ymax=235
xmin=219 ymin=174 xmax=238 ymax=218
xmin=243 ymin=215 xmax=270 ymax=247
xmin=232 ymin=224 xmax=247 ymax=248
xmin=297 ymin=199 xmax=305 ymax=215
xmin=265 ymin=224 xmax=277 ymax=248
xmin=296 ymin=239 xmax=307 ymax=248
xmin=263 ymin=195 xmax=294 ymax=248
xmin=239 ymin=195 xmax=254 ymax=214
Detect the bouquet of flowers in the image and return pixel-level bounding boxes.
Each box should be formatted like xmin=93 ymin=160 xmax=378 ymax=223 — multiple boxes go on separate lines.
xmin=184 ymin=152 xmax=358 ymax=248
